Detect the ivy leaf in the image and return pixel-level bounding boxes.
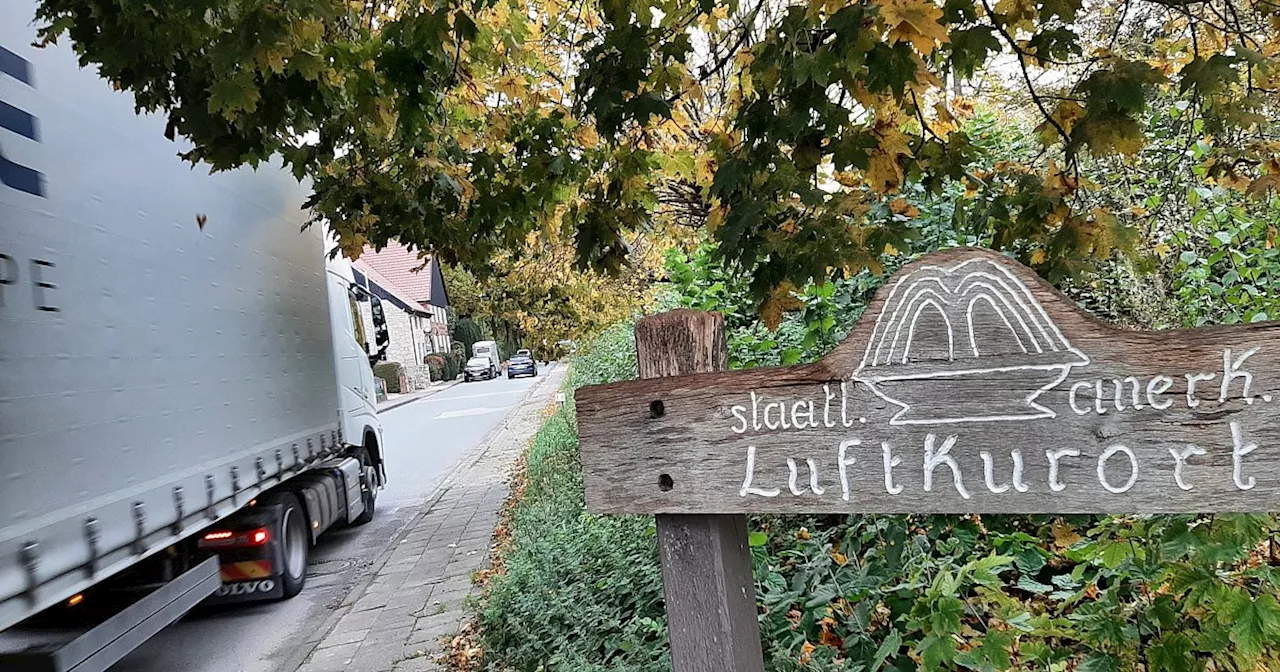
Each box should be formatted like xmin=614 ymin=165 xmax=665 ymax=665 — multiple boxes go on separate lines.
xmin=1098 ymin=540 xmax=1134 ymax=569
xmin=1014 ymin=548 xmax=1046 ymax=574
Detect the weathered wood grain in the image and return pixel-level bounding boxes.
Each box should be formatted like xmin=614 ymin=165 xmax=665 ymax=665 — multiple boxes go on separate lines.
xmin=637 ymin=311 xmax=765 ymax=672
xmin=577 ymin=248 xmax=1280 ymax=514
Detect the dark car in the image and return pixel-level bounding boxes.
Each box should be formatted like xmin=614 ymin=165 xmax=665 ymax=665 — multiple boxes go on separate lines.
xmin=507 ymin=355 xmax=537 ymax=379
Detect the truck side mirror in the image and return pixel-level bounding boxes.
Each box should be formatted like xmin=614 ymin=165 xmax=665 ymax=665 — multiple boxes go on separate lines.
xmin=369 ymin=295 xmax=390 ymax=366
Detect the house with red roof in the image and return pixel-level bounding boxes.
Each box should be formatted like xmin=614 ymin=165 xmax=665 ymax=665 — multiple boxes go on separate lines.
xmin=351 ymin=241 xmax=451 ymax=389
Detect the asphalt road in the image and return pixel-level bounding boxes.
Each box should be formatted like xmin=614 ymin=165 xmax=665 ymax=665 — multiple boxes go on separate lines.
xmin=101 ymin=366 xmax=550 ymax=672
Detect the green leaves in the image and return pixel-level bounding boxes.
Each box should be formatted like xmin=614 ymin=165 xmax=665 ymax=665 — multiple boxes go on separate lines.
xmin=1180 ymin=54 xmax=1241 ymax=97
xmin=1223 ymin=590 xmax=1280 ymax=661
xmin=1073 ymin=59 xmax=1166 ymax=156
xmin=948 ymin=26 xmax=1000 ymax=78
xmin=207 ymin=71 xmax=261 ymax=117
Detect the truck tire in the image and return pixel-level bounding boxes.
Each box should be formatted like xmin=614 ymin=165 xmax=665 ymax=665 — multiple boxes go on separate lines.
xmin=265 ymin=492 xmax=309 ymax=599
xmin=351 ymin=447 xmax=377 ymax=526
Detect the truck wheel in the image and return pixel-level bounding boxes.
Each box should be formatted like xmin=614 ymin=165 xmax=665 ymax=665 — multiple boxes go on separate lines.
xmin=351 ymin=447 xmax=377 ymax=526
xmin=270 ymin=493 xmax=308 ymax=598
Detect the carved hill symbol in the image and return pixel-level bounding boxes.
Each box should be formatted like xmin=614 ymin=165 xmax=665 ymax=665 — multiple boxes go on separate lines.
xmin=853 ymin=257 xmax=1089 ymax=425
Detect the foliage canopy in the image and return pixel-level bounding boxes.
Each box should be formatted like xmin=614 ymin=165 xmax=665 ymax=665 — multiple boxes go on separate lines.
xmin=36 ymin=0 xmax=1280 ymax=312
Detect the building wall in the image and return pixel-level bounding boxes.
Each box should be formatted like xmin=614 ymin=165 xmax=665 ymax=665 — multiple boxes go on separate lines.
xmin=360 ymin=296 xmax=452 ymax=390
xmin=423 ymin=303 xmax=451 ymax=354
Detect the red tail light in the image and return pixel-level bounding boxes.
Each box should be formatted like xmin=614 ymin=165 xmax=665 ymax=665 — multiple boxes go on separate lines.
xmin=199 ymin=527 xmax=271 ymax=549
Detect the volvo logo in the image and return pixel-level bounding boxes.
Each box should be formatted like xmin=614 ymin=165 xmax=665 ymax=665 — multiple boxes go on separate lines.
xmin=0 ymin=45 xmax=44 ymax=197
xmin=215 ymin=579 xmax=277 ymax=597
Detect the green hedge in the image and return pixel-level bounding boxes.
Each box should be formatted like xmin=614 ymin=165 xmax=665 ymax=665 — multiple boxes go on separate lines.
xmin=373 ymin=362 xmax=404 ymax=394
xmin=478 ymin=322 xmax=669 ymax=672
xmin=426 ymin=352 xmax=461 ymax=382
xmin=474 ymin=319 xmax=1280 ymax=672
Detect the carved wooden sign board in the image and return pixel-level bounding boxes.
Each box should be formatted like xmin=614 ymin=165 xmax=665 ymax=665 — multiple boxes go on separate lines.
xmin=576 ymin=248 xmax=1280 ymax=515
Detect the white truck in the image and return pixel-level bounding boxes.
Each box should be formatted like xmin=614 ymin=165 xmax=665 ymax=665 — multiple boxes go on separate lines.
xmin=470 ymin=341 xmax=502 ymax=378
xmin=1 ymin=3 xmax=392 ymax=669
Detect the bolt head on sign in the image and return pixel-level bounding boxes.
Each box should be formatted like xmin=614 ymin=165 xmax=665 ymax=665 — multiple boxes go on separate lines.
xmin=574 ymin=248 xmax=1280 ymax=515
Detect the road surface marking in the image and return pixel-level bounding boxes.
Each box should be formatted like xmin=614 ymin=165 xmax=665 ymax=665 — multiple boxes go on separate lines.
xmin=435 ymin=406 xmax=514 ymax=420
xmin=425 ymin=389 xmax=527 ymax=403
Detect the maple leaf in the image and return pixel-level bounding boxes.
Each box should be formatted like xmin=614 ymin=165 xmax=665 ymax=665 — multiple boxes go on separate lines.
xmin=208 ymin=72 xmax=262 ymax=118
xmin=1080 ymin=116 xmax=1146 ymax=156
xmin=1247 ymin=158 xmax=1280 ymax=199
xmin=994 ymin=0 xmax=1037 ymax=32
xmin=865 ymin=125 xmax=913 ymax=193
xmin=1180 ymin=54 xmax=1240 ymax=96
xmin=889 ymin=197 xmax=920 ymax=218
xmin=1036 ymin=100 xmax=1085 ymax=145
xmin=877 ymin=0 xmax=949 ymax=55
xmin=760 ymin=283 xmax=803 ymax=330
xmin=256 ymin=44 xmax=291 ymax=75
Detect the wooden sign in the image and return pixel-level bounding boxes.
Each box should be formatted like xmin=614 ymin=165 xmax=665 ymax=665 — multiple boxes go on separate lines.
xmin=576 ymin=248 xmax=1280 ymax=515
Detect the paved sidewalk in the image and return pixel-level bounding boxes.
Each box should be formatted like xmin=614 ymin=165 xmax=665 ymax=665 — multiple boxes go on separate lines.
xmin=293 ymin=367 xmax=566 ymax=672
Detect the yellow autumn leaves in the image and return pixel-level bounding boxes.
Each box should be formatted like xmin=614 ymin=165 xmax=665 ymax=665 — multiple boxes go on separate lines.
xmin=877 ymin=0 xmax=950 ymax=54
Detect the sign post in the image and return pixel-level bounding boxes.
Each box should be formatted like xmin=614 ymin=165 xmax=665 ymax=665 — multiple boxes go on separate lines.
xmin=634 ymin=310 xmax=765 ymax=672
xmin=577 ymin=248 xmax=1280 ymax=669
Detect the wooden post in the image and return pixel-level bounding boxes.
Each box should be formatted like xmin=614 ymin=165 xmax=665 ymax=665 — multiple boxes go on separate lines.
xmin=635 ymin=310 xmax=765 ymax=672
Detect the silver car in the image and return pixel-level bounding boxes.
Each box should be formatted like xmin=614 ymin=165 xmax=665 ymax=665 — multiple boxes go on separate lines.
xmin=464 ymin=356 xmax=495 ymax=381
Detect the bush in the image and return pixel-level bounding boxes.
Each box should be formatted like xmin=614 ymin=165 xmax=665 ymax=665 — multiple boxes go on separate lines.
xmin=474 ymin=111 xmax=1280 ymax=672
xmin=448 ymin=349 xmax=464 ymax=379
xmin=477 ymin=321 xmax=669 ymax=672
xmin=425 ymin=353 xmax=449 ymax=382
xmin=454 ymin=318 xmax=485 ymax=358
xmin=373 ymin=362 xmax=404 ymax=394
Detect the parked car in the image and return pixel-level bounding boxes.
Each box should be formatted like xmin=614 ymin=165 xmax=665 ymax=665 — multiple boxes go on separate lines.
xmin=508 ymin=354 xmax=537 ymax=379
xmin=516 ymin=348 xmax=532 ymax=357
xmin=464 ymin=356 xmax=496 ymax=381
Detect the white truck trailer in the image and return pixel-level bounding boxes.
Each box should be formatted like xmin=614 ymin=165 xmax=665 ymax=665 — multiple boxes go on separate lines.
xmin=1 ymin=2 xmax=393 ymax=668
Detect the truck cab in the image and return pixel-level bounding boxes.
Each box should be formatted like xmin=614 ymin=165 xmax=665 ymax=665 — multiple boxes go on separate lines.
xmin=326 ymin=254 xmax=388 ymax=483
